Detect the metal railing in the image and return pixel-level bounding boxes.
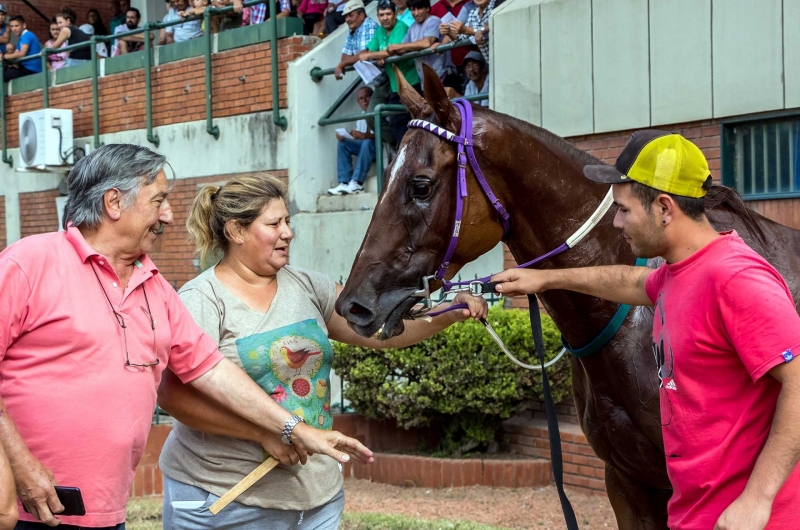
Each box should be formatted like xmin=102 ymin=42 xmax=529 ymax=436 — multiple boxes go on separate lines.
xmin=1 ymin=0 xmax=290 ymax=166
xmin=310 ymin=40 xmax=487 ymax=191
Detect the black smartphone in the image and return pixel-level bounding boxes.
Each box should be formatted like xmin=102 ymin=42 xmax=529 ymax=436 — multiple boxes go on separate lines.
xmin=21 ymin=486 xmax=86 ymax=517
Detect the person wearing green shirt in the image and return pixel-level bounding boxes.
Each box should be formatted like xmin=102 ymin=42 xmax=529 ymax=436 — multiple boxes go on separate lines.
xmin=359 ymin=0 xmax=421 ymax=143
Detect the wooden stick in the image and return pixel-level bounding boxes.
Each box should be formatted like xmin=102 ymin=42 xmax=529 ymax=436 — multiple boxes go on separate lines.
xmin=209 ymin=457 xmax=280 ymax=515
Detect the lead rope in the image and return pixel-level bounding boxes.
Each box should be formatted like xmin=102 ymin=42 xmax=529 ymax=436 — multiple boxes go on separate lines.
xmin=529 ymin=293 xmax=580 ymax=530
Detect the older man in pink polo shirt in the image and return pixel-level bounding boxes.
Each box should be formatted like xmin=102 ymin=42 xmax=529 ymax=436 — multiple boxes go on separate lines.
xmin=0 ymin=144 xmax=374 ymax=530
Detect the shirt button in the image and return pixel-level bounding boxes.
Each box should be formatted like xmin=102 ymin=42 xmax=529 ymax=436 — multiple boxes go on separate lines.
xmin=112 ymin=282 xmax=118 ymax=288
xmin=99 ymin=260 xmax=104 ymax=265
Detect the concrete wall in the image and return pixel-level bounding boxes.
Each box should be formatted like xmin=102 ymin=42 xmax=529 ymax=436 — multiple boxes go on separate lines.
xmin=491 ymin=0 xmax=800 ymax=136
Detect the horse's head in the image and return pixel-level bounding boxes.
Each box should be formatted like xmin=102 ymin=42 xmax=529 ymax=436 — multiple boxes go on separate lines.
xmin=336 ymin=65 xmax=506 ymax=339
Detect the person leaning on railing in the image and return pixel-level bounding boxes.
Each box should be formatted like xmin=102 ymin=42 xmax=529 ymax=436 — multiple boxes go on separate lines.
xmin=1 ymin=16 xmax=42 ymax=80
xmin=44 ymin=18 xmax=68 ymax=71
xmin=112 ymin=8 xmax=154 ymax=56
xmin=385 ymin=0 xmax=459 ymax=91
xmin=165 ymin=0 xmax=204 ymax=43
xmin=434 ymin=0 xmax=494 ymax=65
xmin=333 ymin=0 xmax=377 ymax=78
xmin=49 ymin=8 xmax=91 ymax=67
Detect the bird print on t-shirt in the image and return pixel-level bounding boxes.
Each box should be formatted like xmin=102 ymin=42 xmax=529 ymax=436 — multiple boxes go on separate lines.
xmin=281 ymin=346 xmax=321 ymax=375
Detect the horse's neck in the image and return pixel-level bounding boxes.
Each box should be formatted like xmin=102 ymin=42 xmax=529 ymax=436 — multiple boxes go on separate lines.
xmin=487 ymin=120 xmax=635 ymax=347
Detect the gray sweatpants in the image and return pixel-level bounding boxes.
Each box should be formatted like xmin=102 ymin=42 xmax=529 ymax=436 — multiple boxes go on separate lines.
xmin=162 ymin=475 xmax=344 ymax=530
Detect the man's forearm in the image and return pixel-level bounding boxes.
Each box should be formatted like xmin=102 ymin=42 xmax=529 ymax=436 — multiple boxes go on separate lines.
xmin=545 ymin=265 xmax=653 ymax=306
xmin=339 ymin=53 xmax=360 ymax=68
xmin=190 ymin=358 xmax=293 ymax=435
xmin=740 ymin=380 xmax=800 ymax=502
xmin=0 ymin=443 xmax=17 ymax=530
xmin=158 ymin=369 xmax=264 ymax=442
xmin=362 ymin=50 xmax=389 ymax=61
xmin=0 ymin=399 xmax=35 ymax=473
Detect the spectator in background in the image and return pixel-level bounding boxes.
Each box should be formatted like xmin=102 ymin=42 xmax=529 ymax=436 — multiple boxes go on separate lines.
xmin=109 ymin=0 xmax=126 ymax=32
xmin=333 ymin=0 xmax=377 ymax=79
xmin=87 ymin=8 xmax=110 ymax=56
xmin=164 ymin=0 xmax=202 ymax=43
xmin=45 ymin=18 xmax=68 ymax=71
xmin=386 ymin=0 xmax=457 ymax=89
xmin=113 ymin=8 xmax=151 ymax=56
xmin=462 ymin=50 xmax=488 ymax=105
xmin=2 ymin=16 xmax=42 ymax=80
xmin=438 ymin=0 xmax=493 ymax=65
xmin=323 ymin=0 xmax=346 ymax=36
xmin=209 ymin=0 xmax=244 ymax=33
xmin=328 ymin=86 xmax=374 ymax=195
xmin=158 ymin=0 xmax=176 ymax=45
xmin=297 ymin=0 xmax=327 ymax=35
xmin=250 ymin=0 xmax=290 ymax=26
xmin=0 ymin=5 xmax=11 ymax=52
xmin=51 ymin=8 xmax=92 ymax=66
xmin=392 ymin=0 xmax=413 ymax=27
xmin=358 ymin=0 xmax=419 ymax=143
xmin=79 ymin=24 xmax=109 ymax=58
xmin=430 ymin=0 xmax=471 ymax=68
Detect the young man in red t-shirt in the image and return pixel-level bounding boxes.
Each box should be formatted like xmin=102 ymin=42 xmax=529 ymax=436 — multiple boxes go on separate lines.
xmin=493 ymin=130 xmax=800 ymax=530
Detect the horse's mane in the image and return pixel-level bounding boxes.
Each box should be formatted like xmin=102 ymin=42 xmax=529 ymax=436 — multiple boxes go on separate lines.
xmin=493 ymin=112 xmax=602 ymax=167
xmin=704 ymin=185 xmax=768 ymax=245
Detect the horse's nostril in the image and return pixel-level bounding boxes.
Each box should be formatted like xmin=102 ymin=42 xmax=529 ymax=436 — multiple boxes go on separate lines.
xmin=348 ymin=302 xmax=372 ymax=317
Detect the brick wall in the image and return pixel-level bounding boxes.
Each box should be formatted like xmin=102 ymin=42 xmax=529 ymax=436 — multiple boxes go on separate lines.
xmin=19 ymin=189 xmax=60 ymax=238
xmin=4 ymin=37 xmax=314 ymax=148
xmin=7 ymin=1 xmax=114 ymax=44
xmin=503 ymin=418 xmax=607 ymax=496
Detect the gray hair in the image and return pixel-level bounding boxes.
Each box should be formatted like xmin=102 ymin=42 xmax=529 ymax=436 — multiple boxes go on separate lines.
xmin=62 ymin=144 xmax=170 ymax=230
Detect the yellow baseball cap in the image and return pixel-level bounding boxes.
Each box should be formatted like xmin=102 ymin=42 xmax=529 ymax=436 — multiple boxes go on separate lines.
xmin=583 ymin=130 xmax=711 ymax=198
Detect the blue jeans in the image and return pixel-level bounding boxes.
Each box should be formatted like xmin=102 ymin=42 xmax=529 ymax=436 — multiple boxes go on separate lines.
xmin=162 ymin=475 xmax=344 ymax=529
xmin=14 ymin=514 xmax=125 ymax=530
xmin=337 ymin=138 xmax=375 ymax=184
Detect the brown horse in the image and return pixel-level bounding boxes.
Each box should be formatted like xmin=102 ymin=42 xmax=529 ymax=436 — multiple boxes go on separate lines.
xmin=335 ymin=65 xmax=800 ymax=529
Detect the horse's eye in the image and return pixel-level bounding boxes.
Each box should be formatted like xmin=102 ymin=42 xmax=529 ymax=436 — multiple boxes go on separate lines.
xmin=412 ymin=179 xmax=432 ymax=200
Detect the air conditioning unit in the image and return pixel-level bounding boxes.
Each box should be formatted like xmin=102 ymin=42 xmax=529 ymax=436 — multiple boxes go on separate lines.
xmin=18 ymin=109 xmax=74 ymax=168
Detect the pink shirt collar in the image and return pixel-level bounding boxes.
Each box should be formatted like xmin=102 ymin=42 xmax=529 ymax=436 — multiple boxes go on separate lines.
xmin=64 ymin=224 xmax=159 ymax=275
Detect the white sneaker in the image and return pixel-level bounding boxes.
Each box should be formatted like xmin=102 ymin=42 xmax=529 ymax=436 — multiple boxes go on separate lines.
xmin=327 ymin=183 xmax=349 ymax=195
xmin=343 ymin=180 xmax=364 ymax=194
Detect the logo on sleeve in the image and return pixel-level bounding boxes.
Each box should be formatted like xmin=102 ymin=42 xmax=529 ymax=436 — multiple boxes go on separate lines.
xmin=783 ymin=349 xmax=795 ymax=362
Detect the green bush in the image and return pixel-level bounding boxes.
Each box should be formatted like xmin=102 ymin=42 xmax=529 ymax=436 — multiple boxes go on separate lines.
xmin=332 ymin=305 xmax=571 ymax=456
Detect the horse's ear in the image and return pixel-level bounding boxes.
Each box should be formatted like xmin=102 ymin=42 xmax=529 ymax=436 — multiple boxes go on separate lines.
xmin=421 ymin=63 xmax=459 ymax=130
xmin=394 ymin=65 xmax=432 ymax=119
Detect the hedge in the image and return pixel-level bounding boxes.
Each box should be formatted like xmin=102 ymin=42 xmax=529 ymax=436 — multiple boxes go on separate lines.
xmin=333 ymin=305 xmax=571 ymax=456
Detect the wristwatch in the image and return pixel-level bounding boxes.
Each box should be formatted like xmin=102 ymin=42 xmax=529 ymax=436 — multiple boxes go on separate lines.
xmin=281 ymin=415 xmax=305 ymax=445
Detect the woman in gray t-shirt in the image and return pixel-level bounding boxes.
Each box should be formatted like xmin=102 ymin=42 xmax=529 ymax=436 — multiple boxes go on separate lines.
xmin=158 ymin=174 xmax=487 ymax=529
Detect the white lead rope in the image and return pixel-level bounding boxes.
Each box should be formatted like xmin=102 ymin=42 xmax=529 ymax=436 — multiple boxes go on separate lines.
xmin=482 ymin=319 xmax=567 ymax=371
xmin=482 ymin=187 xmax=614 ymax=371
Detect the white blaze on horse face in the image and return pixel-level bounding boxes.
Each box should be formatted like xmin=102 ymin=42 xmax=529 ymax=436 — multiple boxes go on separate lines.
xmin=380 ymin=144 xmax=407 ymax=208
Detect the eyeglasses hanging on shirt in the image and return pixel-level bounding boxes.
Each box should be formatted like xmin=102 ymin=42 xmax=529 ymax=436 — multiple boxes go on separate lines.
xmin=90 ymin=261 xmax=161 ymax=368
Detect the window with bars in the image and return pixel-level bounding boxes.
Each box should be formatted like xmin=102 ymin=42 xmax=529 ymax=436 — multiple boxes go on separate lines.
xmin=722 ymin=116 xmax=800 ymax=199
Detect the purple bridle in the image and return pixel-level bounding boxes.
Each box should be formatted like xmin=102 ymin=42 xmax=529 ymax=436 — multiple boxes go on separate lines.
xmin=408 ymin=100 xmax=510 ymax=287
xmin=406 ymin=100 xmax=572 ymax=316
